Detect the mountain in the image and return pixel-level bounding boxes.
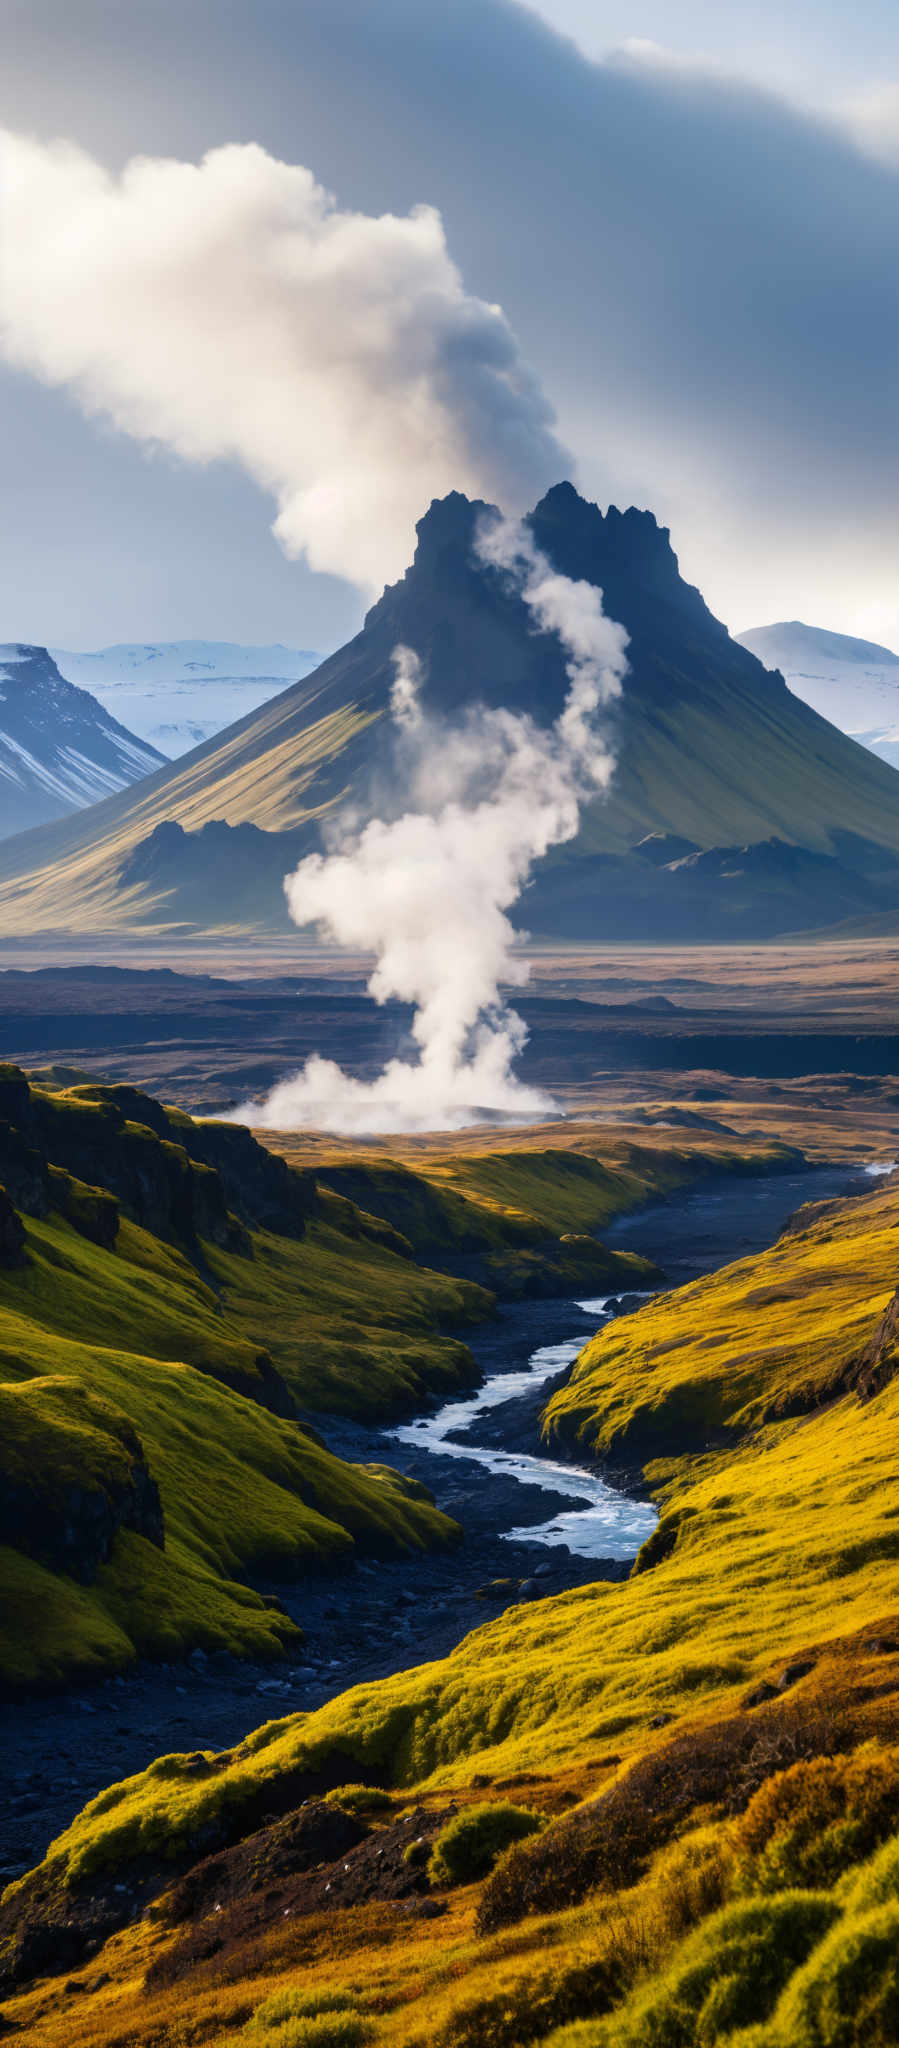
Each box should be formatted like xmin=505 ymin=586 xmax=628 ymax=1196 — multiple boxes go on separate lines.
xmin=4 ymin=486 xmax=899 ymax=938
xmin=0 ymin=644 xmax=164 ymax=840
xmin=50 ymin=640 xmax=321 ymax=757
xmin=738 ymin=619 xmax=899 ymax=773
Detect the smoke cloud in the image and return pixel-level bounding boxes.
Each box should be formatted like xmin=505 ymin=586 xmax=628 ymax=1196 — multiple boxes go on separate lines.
xmin=0 ymin=130 xmax=568 ymax=591
xmin=234 ymin=519 xmax=628 ymax=1134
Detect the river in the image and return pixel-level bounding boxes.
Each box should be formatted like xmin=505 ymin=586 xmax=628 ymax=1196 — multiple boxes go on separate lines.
xmin=0 ymin=1157 xmax=869 ymax=1883
xmin=391 ymin=1315 xmax=658 ymax=1558
xmin=389 ymin=1158 xmax=871 ymax=1558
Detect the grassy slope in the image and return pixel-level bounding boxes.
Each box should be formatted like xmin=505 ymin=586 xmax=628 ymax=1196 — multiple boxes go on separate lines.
xmin=0 ymin=692 xmax=377 ymax=934
xmin=541 ymin=1180 xmax=891 ymax=1461
xmin=207 ymin=1207 xmax=485 ymax=1418
xmin=273 ymin=1128 xmax=802 ymax=1244
xmin=14 ymin=1175 xmax=899 ymax=2043
xmin=0 ymin=1208 xmax=463 ymax=1690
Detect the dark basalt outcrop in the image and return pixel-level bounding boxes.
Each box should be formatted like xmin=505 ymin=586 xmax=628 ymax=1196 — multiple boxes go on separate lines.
xmin=160 ymin=1798 xmax=369 ymax=1927
xmin=0 ymin=1790 xmax=455 ymax=1998
xmin=0 ymin=1065 xmax=315 ymax=1255
xmin=0 ymin=1187 xmax=26 ymax=1267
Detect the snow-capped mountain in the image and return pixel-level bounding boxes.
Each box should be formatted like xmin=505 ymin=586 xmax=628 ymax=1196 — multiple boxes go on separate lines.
xmin=51 ymin=641 xmax=320 ymax=757
xmin=737 ymin=620 xmax=899 ymax=772
xmin=0 ymin=645 xmax=165 ymax=840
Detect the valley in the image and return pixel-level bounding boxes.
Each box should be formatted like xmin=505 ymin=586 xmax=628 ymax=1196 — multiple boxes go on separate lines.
xmin=0 ymin=1162 xmax=863 ymax=1899
xmin=3 ymin=931 xmax=899 ymax=2045
xmin=5 ymin=1102 xmax=899 ymax=2048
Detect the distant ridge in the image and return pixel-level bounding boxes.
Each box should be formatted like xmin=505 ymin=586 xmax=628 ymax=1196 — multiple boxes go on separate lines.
xmin=0 ymin=645 xmax=164 ymax=841
xmin=739 ymin=620 xmax=899 ymax=671
xmin=4 ymin=487 xmax=899 ymax=938
xmin=51 ymin=640 xmax=320 ymax=757
xmin=738 ymin=619 xmax=899 ymax=773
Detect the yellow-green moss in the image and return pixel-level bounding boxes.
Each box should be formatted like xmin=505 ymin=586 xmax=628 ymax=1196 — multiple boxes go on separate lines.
xmin=0 ymin=1206 xmax=460 ymax=1688
xmin=543 ymin=1180 xmax=898 ymax=1463
xmin=31 ymin=1178 xmax=899 ymax=1886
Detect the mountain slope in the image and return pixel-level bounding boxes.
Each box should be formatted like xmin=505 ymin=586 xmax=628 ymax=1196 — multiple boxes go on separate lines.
xmin=51 ymin=640 xmax=320 ymax=757
xmin=4 ymin=488 xmax=899 ymax=937
xmin=738 ymin=618 xmax=899 ymax=774
xmin=0 ymin=645 xmax=164 ymax=840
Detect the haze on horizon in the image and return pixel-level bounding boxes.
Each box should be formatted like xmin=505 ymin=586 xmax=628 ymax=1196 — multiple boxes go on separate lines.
xmin=2 ymin=0 xmax=899 ymax=654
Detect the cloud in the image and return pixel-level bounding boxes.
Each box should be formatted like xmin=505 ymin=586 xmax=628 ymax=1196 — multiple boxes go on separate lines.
xmin=231 ymin=528 xmax=628 ymax=1134
xmin=3 ymin=0 xmax=899 ymax=643
xmin=842 ymin=82 xmax=899 ymax=167
xmin=0 ymin=129 xmax=567 ymax=592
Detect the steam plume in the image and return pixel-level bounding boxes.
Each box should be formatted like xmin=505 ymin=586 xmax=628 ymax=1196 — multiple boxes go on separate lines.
xmin=234 ymin=518 xmax=629 ymax=1134
xmin=0 ymin=131 xmax=567 ymax=590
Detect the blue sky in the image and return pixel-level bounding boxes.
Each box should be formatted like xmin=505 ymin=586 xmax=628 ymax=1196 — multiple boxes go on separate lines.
xmin=2 ymin=0 xmax=898 ymax=652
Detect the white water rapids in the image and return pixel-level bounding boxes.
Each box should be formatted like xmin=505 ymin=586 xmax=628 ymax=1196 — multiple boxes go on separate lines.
xmin=391 ymin=1295 xmax=657 ymax=1559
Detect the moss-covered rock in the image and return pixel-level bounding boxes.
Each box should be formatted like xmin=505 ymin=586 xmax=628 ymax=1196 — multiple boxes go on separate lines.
xmin=0 ymin=1073 xmax=478 ymax=1693
xmin=0 ymin=1378 xmax=163 ymax=1580
xmin=428 ymin=1802 xmax=544 ymax=1886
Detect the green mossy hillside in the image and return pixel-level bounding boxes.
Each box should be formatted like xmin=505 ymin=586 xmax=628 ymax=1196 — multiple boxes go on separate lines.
xmin=1 ymin=1065 xmax=493 ymax=1421
xmin=0 ymin=1377 xmax=163 ymax=1580
xmin=23 ymin=1173 xmax=899 ymax=1918
xmin=2 ymin=1065 xmax=744 ymax=1697
xmin=0 ymin=1071 xmax=494 ymax=1691
xmin=542 ymin=1176 xmax=899 ymax=1465
xmin=0 ymin=1227 xmax=460 ymax=1690
xmin=314 ymin=1139 xmax=802 ymax=1251
xmin=287 ymin=1135 xmax=801 ymax=1304
xmin=306 ymin=1154 xmax=666 ymax=1301
xmin=0 ymin=1065 xmax=317 ymax=1247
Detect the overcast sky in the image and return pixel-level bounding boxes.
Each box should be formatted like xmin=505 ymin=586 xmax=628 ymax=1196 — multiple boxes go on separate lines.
xmin=2 ymin=0 xmax=899 ymax=652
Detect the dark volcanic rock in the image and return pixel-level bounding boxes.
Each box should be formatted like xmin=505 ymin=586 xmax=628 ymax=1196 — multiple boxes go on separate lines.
xmin=848 ymin=1285 xmax=899 ymax=1400
xmin=161 ymin=1798 xmax=369 ymax=1925
xmin=0 ymin=1066 xmax=315 ymax=1252
xmin=0 ymin=1188 xmax=26 ymax=1268
xmin=146 ymin=1801 xmax=458 ymax=1992
xmin=0 ymin=1747 xmax=378 ymax=1993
